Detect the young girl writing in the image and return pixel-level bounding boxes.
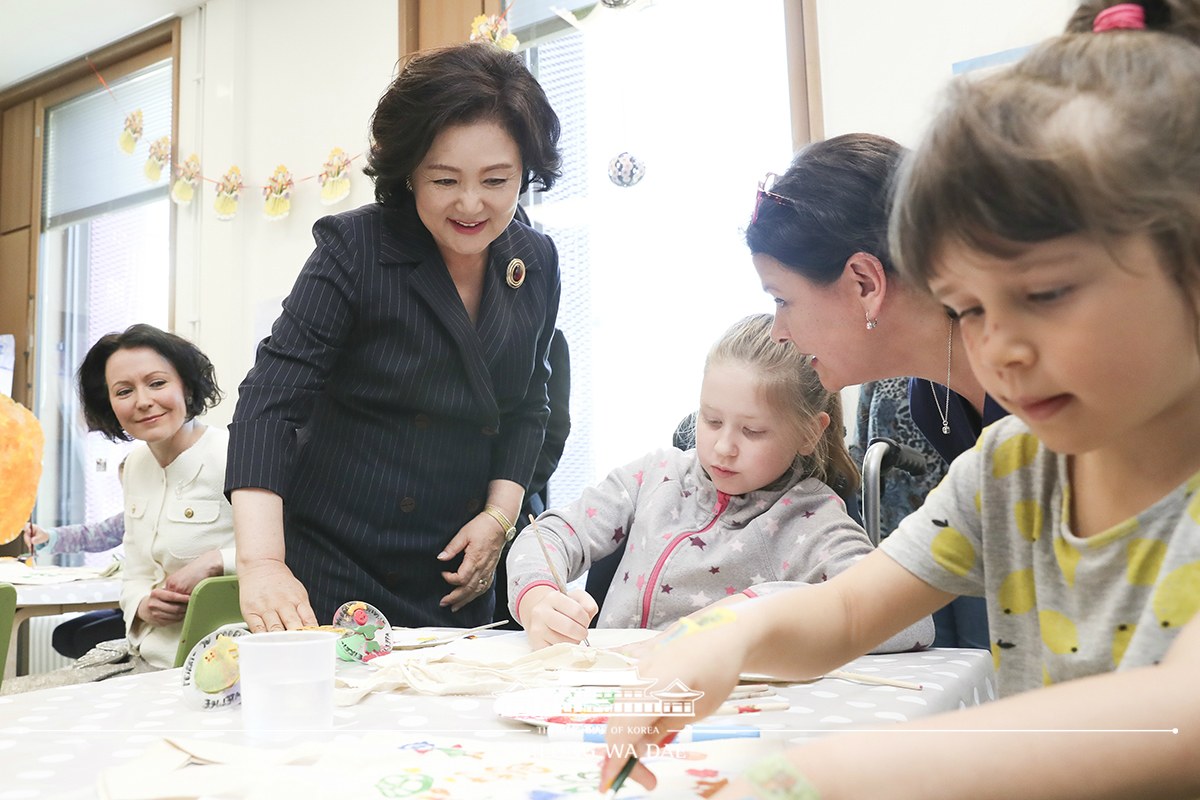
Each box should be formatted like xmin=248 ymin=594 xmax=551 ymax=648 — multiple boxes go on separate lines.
xmin=601 ymin=2 xmax=1200 ymax=797
xmin=508 ymin=314 xmax=933 ymax=652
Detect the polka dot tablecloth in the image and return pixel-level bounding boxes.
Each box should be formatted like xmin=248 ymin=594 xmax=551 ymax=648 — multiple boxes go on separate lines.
xmin=0 ymin=647 xmax=993 ymax=798
xmin=14 ymin=579 xmax=120 ymax=606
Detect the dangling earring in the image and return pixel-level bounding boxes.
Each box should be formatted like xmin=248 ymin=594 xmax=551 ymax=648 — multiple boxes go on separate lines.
xmin=405 ymin=176 xmax=413 ymax=192
xmin=866 ymin=314 xmax=878 ymax=330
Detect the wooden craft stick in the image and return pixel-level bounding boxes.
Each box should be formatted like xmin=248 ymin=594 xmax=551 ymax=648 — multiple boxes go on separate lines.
xmin=529 ymin=514 xmax=589 ymax=647
xmin=389 ymin=620 xmax=507 ymax=649
xmin=825 ymin=669 xmax=923 ymax=690
xmin=713 ymin=700 xmax=791 ymax=716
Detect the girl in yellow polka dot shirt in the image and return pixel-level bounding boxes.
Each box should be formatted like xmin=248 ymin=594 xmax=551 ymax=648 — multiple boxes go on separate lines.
xmin=601 ymin=2 xmax=1200 ymax=798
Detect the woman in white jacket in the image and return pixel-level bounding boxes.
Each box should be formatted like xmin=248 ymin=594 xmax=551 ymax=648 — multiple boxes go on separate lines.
xmin=77 ymin=323 xmax=235 ymax=670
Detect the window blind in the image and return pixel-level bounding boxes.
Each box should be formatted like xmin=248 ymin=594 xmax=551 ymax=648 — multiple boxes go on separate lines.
xmin=42 ymin=58 xmax=173 ymax=229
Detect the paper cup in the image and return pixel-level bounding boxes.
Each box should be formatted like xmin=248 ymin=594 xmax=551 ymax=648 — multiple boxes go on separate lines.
xmin=237 ymin=630 xmax=338 ymax=735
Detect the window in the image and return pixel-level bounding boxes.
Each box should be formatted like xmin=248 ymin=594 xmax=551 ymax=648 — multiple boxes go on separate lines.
xmin=518 ymin=0 xmax=793 ymax=503
xmin=35 ymin=58 xmax=173 ymax=534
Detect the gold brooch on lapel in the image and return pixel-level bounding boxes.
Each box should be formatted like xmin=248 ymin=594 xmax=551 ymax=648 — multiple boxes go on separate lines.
xmin=506 ymin=258 xmax=526 ymax=289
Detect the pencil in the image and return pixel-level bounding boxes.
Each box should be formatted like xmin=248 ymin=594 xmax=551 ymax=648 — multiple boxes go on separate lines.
xmin=528 ymin=513 xmax=590 ymax=647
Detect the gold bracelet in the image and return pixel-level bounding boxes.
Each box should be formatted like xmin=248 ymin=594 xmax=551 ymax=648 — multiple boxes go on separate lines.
xmin=483 ymin=505 xmax=517 ymax=541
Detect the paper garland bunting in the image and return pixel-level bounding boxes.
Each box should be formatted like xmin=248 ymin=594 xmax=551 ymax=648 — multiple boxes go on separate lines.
xmin=470 ymin=12 xmax=518 ymax=49
xmin=91 ymin=60 xmax=358 ymax=220
xmin=171 ymin=154 xmax=201 ymax=205
xmin=119 ymin=109 xmax=144 ymax=154
xmin=143 ymin=136 xmax=171 ymax=183
xmin=263 ymin=165 xmax=294 ymax=220
xmin=213 ymin=166 xmax=245 ymax=221
xmin=319 ymin=148 xmax=352 ymax=205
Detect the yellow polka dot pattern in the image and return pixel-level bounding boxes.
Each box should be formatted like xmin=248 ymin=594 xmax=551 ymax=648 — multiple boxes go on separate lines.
xmin=998 ymin=568 xmax=1037 ymax=615
xmin=1014 ymin=499 xmax=1043 ymax=543
xmin=931 ymin=526 xmax=975 ymax=577
xmin=1053 ymin=538 xmax=1081 ymax=588
xmin=1039 ymin=609 xmax=1079 ymax=654
xmin=992 ymin=433 xmax=1039 ymax=479
xmin=1152 ymin=561 xmax=1200 ymax=630
xmin=1125 ymin=539 xmax=1166 ymax=586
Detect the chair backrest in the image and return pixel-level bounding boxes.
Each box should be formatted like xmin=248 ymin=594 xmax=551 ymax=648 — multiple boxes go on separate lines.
xmin=173 ymin=575 xmax=243 ymax=668
xmin=0 ymin=583 xmax=16 ymax=691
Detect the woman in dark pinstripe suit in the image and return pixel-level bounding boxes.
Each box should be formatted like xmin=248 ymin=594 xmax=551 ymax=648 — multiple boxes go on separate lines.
xmin=225 ymin=43 xmax=562 ymax=632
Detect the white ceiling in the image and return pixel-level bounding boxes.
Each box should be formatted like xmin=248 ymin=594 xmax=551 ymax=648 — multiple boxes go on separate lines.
xmin=0 ymin=1 xmax=201 ymax=94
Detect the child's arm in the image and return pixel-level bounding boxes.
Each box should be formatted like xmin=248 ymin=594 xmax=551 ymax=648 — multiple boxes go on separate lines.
xmin=701 ymin=615 xmax=1200 ymax=800
xmin=601 ymin=549 xmax=954 ymax=788
xmin=48 ymin=512 xmax=125 ymax=554
xmin=508 ymin=450 xmax=659 ymax=647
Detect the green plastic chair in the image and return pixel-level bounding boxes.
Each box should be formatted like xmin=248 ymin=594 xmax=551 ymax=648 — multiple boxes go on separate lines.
xmin=0 ymin=583 xmax=16 ymax=692
xmin=173 ymin=575 xmax=244 ymax=668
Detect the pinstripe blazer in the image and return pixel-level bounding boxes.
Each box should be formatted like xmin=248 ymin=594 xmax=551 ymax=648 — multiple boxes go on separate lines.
xmin=226 ymin=202 xmax=560 ymax=627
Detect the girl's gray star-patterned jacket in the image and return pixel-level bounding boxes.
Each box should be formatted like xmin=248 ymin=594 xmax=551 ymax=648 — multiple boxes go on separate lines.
xmin=507 ymin=447 xmax=934 ymax=651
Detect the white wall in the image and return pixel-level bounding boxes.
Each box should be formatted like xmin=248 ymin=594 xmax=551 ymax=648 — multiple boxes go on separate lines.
xmin=815 ymin=0 xmax=1078 ymax=146
xmin=173 ymin=0 xmax=398 ymax=428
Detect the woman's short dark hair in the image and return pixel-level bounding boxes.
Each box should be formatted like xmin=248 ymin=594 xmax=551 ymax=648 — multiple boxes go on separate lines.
xmin=746 ymin=133 xmax=905 ymax=285
xmin=78 ymin=324 xmax=222 ymax=442
xmin=365 ymin=42 xmax=562 ymax=206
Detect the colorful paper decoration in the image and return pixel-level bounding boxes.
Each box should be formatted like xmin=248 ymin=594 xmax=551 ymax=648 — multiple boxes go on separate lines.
xmin=182 ymin=623 xmax=251 ymax=711
xmin=263 ymin=164 xmax=295 ymax=221
xmin=119 ymin=109 xmax=144 ymax=154
xmin=171 ymin=154 xmax=201 ymax=205
xmin=143 ymin=136 xmax=171 ymax=184
xmin=608 ymin=151 xmax=646 ymax=187
xmin=0 ymin=395 xmax=44 ymax=545
xmin=470 ymin=13 xmax=519 ymax=50
xmin=332 ymin=600 xmax=393 ymax=663
xmin=213 ymin=166 xmax=245 ymax=221
xmin=318 ymin=148 xmax=352 ymax=205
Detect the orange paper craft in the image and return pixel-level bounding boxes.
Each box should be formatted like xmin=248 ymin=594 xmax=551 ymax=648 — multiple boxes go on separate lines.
xmin=0 ymin=395 xmax=44 ymax=545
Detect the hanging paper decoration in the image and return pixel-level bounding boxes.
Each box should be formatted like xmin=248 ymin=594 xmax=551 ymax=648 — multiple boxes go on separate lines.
xmin=0 ymin=395 xmax=44 ymax=545
xmin=608 ymin=151 xmax=647 ymax=187
xmin=171 ymin=154 xmax=201 ymax=205
xmin=119 ymin=109 xmax=144 ymax=154
xmin=318 ymin=148 xmax=352 ymax=206
xmin=470 ymin=13 xmax=519 ymax=50
xmin=262 ymin=165 xmax=294 ymax=221
xmin=213 ymin=166 xmax=245 ymax=221
xmin=143 ymin=136 xmax=171 ymax=184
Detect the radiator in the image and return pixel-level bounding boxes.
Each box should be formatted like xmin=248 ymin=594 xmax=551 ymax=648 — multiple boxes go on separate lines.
xmin=26 ymin=613 xmax=83 ymax=674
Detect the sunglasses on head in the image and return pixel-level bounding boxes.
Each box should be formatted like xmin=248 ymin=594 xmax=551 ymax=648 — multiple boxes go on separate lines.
xmin=751 ymin=172 xmax=801 ymax=224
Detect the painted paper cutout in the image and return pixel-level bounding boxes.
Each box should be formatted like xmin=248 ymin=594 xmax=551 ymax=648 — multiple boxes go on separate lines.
xmin=470 ymin=14 xmax=519 ymax=50
xmin=263 ymin=164 xmax=294 ymax=220
xmin=0 ymin=395 xmax=43 ymax=545
xmin=332 ymin=600 xmax=394 ymax=662
xmin=143 ymin=136 xmax=171 ymax=183
xmin=319 ymin=148 xmax=352 ymax=205
xmin=171 ymin=154 xmax=201 ymax=205
xmin=214 ymin=166 xmax=245 ymax=220
xmin=119 ymin=109 xmax=144 ymax=154
xmin=181 ymin=623 xmax=251 ymax=710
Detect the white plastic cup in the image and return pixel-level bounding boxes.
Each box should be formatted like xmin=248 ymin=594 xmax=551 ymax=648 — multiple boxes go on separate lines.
xmin=237 ymin=630 xmax=338 ymax=735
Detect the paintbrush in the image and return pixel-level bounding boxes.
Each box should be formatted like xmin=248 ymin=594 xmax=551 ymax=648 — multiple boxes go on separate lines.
xmin=528 ymin=513 xmax=590 ymax=647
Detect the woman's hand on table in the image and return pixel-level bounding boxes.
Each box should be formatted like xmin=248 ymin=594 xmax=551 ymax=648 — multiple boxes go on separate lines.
xmin=137 ymin=587 xmax=191 ymax=627
xmin=599 ymin=611 xmax=753 ymax=792
xmin=519 ymin=585 xmax=598 ymax=650
xmin=438 ymin=513 xmax=508 ymax=612
xmin=163 ymin=550 xmax=224 ymax=596
xmin=22 ymin=522 xmax=49 ymax=549
xmin=238 ymin=557 xmax=319 ymax=632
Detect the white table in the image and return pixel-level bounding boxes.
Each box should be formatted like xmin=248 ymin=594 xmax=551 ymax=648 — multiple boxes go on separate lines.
xmin=0 ymin=643 xmax=994 ymax=798
xmin=6 ymin=579 xmax=121 ymax=680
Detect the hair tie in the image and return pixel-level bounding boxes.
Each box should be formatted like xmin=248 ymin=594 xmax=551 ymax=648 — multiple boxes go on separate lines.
xmin=1093 ymin=3 xmax=1146 ymax=32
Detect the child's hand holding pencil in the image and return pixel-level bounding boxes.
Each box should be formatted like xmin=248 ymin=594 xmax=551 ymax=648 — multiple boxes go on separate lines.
xmin=516 ymin=515 xmax=600 ymax=651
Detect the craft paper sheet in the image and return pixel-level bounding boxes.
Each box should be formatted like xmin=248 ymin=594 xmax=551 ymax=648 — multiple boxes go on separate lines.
xmin=97 ymin=734 xmax=780 ymax=800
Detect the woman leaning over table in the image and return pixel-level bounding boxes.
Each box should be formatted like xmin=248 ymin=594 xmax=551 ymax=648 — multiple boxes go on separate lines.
xmin=748 ymin=133 xmax=1006 ymax=647
xmin=226 ymin=42 xmax=562 ymax=633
